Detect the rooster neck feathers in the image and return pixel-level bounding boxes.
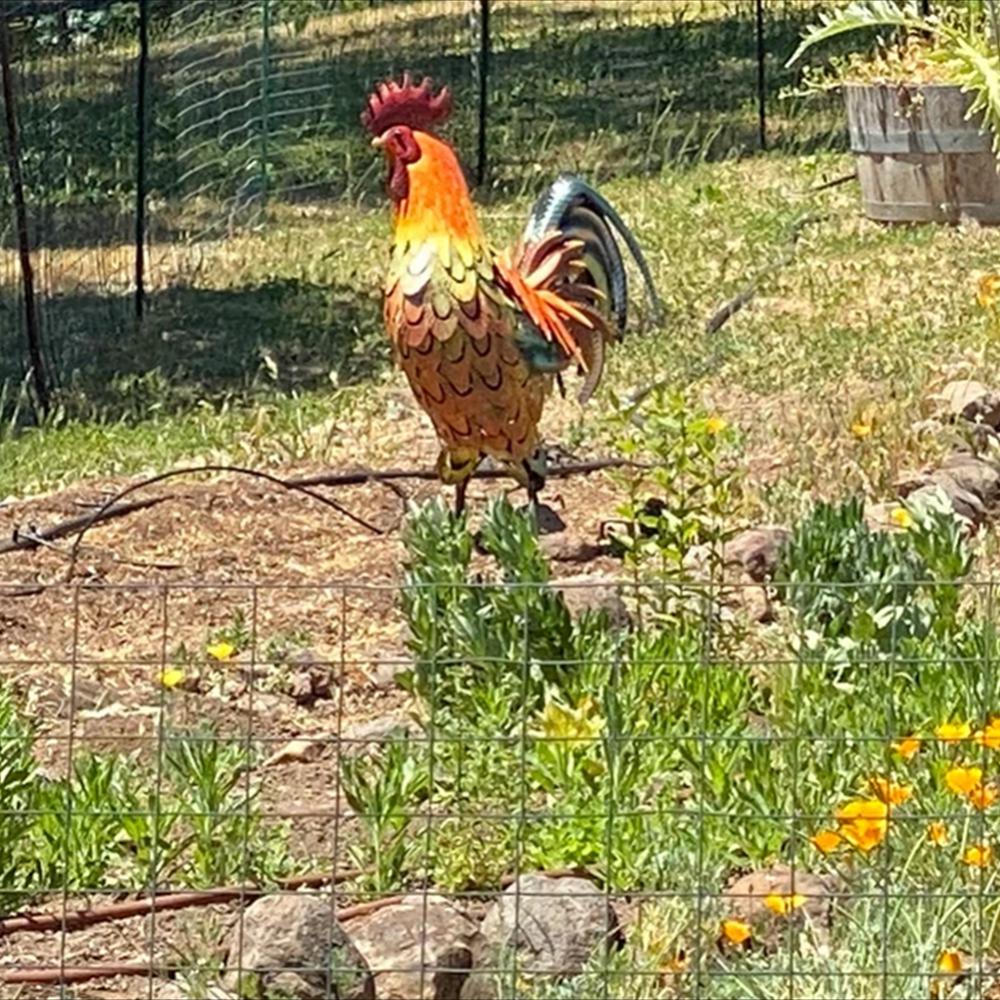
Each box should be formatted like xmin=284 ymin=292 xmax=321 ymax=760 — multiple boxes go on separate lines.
xmin=394 ymin=133 xmax=482 ymax=246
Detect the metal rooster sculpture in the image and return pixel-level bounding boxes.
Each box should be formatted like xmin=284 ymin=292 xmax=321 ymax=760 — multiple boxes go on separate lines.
xmin=364 ymin=74 xmax=660 ymax=515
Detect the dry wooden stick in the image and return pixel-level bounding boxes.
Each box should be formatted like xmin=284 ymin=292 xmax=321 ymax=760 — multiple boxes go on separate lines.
xmin=0 ymin=496 xmax=172 ymax=556
xmin=704 ymin=212 xmax=827 ymax=336
xmin=0 ymin=459 xmax=633 ymax=568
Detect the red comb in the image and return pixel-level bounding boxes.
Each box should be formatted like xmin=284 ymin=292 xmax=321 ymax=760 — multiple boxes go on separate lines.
xmin=361 ymin=72 xmax=452 ymax=136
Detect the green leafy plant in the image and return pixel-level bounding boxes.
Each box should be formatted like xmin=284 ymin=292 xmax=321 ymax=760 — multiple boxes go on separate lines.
xmin=608 ymin=386 xmax=741 ymax=622
xmin=774 ymin=492 xmax=972 ymax=653
xmin=787 ymin=0 xmax=1000 ymax=154
xmin=339 ymin=737 xmax=429 ymax=893
xmin=164 ymin=729 xmax=288 ymax=886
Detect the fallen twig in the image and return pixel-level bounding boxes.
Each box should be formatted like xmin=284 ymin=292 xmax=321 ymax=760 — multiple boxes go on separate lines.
xmin=0 ymin=496 xmax=171 ymax=556
xmin=705 ymin=212 xmax=827 ymax=336
xmin=0 ymin=460 xmax=634 ymax=574
xmin=810 ymin=170 xmax=857 ymax=192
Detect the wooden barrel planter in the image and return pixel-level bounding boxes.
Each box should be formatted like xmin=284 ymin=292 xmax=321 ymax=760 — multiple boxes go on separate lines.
xmin=845 ymin=83 xmax=1000 ymax=224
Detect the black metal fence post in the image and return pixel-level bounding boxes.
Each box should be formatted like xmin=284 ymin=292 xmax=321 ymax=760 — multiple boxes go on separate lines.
xmin=135 ymin=0 xmax=149 ymax=323
xmin=0 ymin=10 xmax=50 ymax=416
xmin=755 ymin=0 xmax=766 ymax=151
xmin=476 ymin=0 xmax=490 ymax=186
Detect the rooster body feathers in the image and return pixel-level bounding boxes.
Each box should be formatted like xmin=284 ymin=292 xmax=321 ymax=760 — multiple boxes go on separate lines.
xmin=366 ymin=76 xmax=660 ymax=511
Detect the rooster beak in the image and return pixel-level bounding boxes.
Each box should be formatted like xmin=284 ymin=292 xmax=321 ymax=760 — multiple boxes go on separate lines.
xmin=371 ymin=134 xmax=387 ymax=149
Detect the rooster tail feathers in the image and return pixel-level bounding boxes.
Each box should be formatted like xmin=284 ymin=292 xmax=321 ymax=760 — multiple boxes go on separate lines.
xmin=524 ymin=173 xmax=662 ymax=332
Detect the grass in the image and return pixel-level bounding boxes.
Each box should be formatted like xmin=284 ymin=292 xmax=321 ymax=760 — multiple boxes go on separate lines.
xmin=4 ymin=150 xmax=1000 ymax=515
xmin=8 ymin=2 xmax=1000 ymax=996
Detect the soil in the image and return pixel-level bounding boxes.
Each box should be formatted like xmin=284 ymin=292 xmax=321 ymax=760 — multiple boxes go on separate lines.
xmin=0 ymin=449 xmax=627 ymax=998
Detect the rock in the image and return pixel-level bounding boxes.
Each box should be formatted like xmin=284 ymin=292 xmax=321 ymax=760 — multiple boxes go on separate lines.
xmin=722 ymin=866 xmax=838 ymax=951
xmin=539 ymin=532 xmax=606 ymax=564
xmin=936 ymin=379 xmax=1000 ymax=429
xmin=733 ymin=578 xmax=777 ymax=624
xmin=723 ymin=526 xmax=790 ymax=583
xmin=894 ymin=467 xmax=933 ymax=498
xmin=461 ymin=875 xmax=620 ymax=999
xmin=937 ymin=452 xmax=1000 ymax=508
xmin=553 ymin=574 xmax=629 ymax=627
xmin=533 ymin=503 xmax=567 ymax=536
xmin=864 ymin=501 xmax=901 ymax=532
xmin=263 ymin=736 xmax=326 ymax=767
xmin=222 ymin=893 xmax=373 ymax=999
xmin=348 ymin=893 xmax=477 ymax=999
xmin=340 ymin=713 xmax=420 ymax=755
xmin=361 ymin=651 xmax=412 ymax=690
xmin=286 ymin=649 xmax=335 ymax=706
xmin=150 ymin=982 xmax=190 ymax=1000
xmin=910 ymin=480 xmax=985 ymax=528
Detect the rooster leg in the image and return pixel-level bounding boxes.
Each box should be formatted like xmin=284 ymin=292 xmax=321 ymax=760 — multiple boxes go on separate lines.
xmin=454 ymin=478 xmax=469 ymax=518
xmin=523 ymin=459 xmax=545 ymax=518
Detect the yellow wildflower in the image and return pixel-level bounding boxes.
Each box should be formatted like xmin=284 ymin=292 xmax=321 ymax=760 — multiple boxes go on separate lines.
xmin=945 ymin=765 xmax=982 ymax=796
xmin=763 ymin=892 xmax=806 ymax=917
xmin=928 ymin=821 xmax=949 ymax=846
xmin=892 ymin=736 xmax=921 ymax=760
xmin=963 ymin=843 xmax=994 ymax=867
xmin=969 ymin=784 xmax=998 ymax=811
xmin=977 ymin=718 xmax=1000 ymax=750
xmin=978 ymin=273 xmax=1000 ymax=309
xmin=536 ymin=695 xmax=603 ymax=746
xmin=720 ymin=919 xmax=751 ymax=945
xmin=851 ymin=420 xmax=873 ymax=440
xmin=868 ymin=776 xmax=912 ymax=806
xmin=835 ymin=798 xmax=889 ymax=852
xmin=936 ymin=721 xmax=972 ymax=743
xmin=889 ymin=507 xmax=914 ymax=529
xmin=705 ymin=415 xmax=728 ymax=435
xmin=160 ymin=667 xmax=186 ymax=690
xmin=206 ymin=641 xmax=235 ymax=662
xmin=937 ymin=949 xmax=965 ymax=974
xmin=809 ymin=830 xmax=842 ymax=855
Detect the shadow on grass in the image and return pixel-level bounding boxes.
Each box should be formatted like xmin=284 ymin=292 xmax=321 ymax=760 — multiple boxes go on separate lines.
xmin=0 ymin=277 xmax=387 ymax=425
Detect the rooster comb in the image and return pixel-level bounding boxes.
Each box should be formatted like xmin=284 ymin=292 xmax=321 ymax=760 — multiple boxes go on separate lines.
xmin=361 ymin=73 xmax=452 ymax=136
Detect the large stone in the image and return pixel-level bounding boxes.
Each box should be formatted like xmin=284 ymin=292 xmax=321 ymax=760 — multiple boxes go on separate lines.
xmin=348 ymin=893 xmax=477 ymax=999
xmin=552 ymin=574 xmax=629 ymax=627
xmin=936 ymin=379 xmax=1000 ymax=429
xmin=461 ymin=875 xmax=619 ymax=999
xmin=910 ymin=480 xmax=985 ymax=528
xmin=539 ymin=531 xmax=606 ymax=565
xmin=222 ymin=893 xmax=373 ymax=999
xmin=723 ymin=526 xmax=790 ymax=583
xmin=722 ymin=866 xmax=838 ymax=951
xmin=936 ymin=452 xmax=1000 ymax=509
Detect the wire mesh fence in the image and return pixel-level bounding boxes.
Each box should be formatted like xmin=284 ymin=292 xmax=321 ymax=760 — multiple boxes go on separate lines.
xmin=0 ymin=489 xmax=998 ymax=999
xmin=0 ymin=0 xmax=847 ymax=432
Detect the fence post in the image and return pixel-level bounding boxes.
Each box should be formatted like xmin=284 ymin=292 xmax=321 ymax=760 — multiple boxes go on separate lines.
xmin=0 ymin=10 xmax=50 ymax=417
xmin=475 ymin=0 xmax=490 ymax=187
xmin=259 ymin=0 xmax=271 ymax=211
xmin=135 ymin=0 xmax=149 ymax=324
xmin=755 ymin=0 xmax=766 ymax=151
